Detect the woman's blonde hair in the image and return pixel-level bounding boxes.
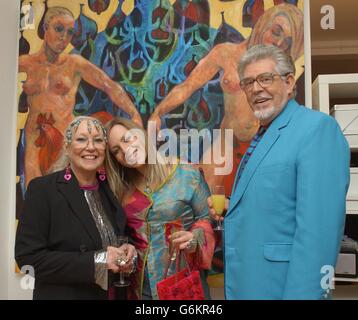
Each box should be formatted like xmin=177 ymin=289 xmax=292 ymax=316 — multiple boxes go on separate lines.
xmin=50 ymin=116 xmax=107 ymax=173
xmin=248 ymin=4 xmax=304 ymax=61
xmin=105 ymin=117 xmax=173 ymax=202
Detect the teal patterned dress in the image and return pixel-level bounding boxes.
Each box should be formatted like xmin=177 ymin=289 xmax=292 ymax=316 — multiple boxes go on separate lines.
xmin=124 ymin=164 xmax=215 ymax=300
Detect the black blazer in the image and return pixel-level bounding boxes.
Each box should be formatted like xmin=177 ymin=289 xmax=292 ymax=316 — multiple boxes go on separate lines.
xmin=15 ymin=170 xmax=127 ymax=300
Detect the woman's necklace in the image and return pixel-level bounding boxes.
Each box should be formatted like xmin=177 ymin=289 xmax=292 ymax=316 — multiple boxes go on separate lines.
xmin=136 ymin=176 xmax=153 ymax=194
xmin=144 ymin=176 xmax=153 ymax=194
xmin=144 ymin=183 xmax=152 ymax=194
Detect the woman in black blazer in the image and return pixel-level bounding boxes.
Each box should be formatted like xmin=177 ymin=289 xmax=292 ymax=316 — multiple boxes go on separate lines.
xmin=15 ymin=116 xmax=136 ymax=300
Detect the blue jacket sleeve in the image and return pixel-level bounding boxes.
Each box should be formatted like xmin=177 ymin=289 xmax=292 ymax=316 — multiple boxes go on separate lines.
xmin=283 ymin=115 xmax=350 ymax=299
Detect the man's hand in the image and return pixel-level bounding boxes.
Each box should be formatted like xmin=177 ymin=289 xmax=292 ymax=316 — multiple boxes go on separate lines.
xmin=207 ymin=196 xmax=229 ymax=222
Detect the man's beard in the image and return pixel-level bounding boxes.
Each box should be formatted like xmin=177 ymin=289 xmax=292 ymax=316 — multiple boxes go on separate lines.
xmin=253 ymin=105 xmax=276 ymax=121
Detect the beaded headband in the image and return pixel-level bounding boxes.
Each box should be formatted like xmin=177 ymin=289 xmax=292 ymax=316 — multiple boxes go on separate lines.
xmin=65 ymin=118 xmax=107 ymax=144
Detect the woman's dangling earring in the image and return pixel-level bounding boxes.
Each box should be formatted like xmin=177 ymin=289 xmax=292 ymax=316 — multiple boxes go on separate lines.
xmin=98 ymin=168 xmax=106 ymax=181
xmin=64 ymin=165 xmax=72 ymax=181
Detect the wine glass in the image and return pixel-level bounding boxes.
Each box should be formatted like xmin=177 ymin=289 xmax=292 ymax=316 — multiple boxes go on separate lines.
xmin=211 ymin=185 xmax=226 ymax=231
xmin=113 ymin=236 xmax=130 ymax=287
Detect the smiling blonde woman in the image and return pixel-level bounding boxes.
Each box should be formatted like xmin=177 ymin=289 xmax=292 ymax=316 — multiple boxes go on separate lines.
xmin=105 ymin=117 xmax=215 ymax=300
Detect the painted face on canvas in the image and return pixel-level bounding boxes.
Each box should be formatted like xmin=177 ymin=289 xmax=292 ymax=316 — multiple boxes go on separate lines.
xmin=262 ymin=15 xmax=292 ymax=55
xmin=44 ymin=14 xmax=75 ymax=54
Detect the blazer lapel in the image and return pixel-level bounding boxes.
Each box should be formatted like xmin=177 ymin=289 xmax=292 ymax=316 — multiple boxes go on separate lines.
xmin=56 ymin=171 xmax=102 ymax=247
xmin=227 ymin=129 xmax=280 ymax=216
xmin=227 ymin=99 xmax=300 ymax=217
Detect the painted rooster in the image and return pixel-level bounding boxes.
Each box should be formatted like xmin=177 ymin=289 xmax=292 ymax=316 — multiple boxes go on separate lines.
xmin=35 ymin=113 xmax=63 ymax=175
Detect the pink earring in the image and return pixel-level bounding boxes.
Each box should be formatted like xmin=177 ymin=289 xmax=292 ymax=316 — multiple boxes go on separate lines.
xmin=64 ymin=166 xmax=72 ymax=181
xmin=98 ymin=168 xmax=106 ymax=181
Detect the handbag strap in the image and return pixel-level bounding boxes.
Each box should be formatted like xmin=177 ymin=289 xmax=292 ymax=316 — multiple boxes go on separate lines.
xmin=162 ymin=246 xmax=176 ymax=280
xmin=162 ymin=247 xmax=192 ymax=280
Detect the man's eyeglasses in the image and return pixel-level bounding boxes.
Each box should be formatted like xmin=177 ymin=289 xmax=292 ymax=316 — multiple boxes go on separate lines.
xmin=239 ymin=72 xmax=291 ymax=91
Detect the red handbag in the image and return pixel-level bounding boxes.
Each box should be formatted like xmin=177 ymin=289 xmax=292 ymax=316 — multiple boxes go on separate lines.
xmin=156 ymin=249 xmax=205 ymax=300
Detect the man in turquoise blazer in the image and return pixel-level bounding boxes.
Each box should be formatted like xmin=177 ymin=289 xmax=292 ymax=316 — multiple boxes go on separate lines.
xmin=217 ymin=45 xmax=350 ymax=299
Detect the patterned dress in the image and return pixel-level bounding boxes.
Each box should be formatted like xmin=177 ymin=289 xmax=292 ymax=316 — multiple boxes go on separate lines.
xmin=124 ymin=164 xmax=215 ymax=299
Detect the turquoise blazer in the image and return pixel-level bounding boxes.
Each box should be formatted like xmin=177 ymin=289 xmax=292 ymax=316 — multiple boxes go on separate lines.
xmin=224 ymin=99 xmax=350 ymax=300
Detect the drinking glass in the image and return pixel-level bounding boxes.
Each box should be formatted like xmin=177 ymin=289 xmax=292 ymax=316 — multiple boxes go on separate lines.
xmin=211 ymin=185 xmax=226 ymax=231
xmin=113 ymin=236 xmax=130 ymax=287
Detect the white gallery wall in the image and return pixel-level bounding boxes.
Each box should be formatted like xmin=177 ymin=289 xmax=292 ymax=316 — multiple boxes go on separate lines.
xmin=0 ymin=0 xmax=32 ymax=299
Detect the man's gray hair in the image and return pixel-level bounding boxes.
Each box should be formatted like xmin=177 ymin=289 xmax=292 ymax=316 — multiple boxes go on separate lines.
xmin=238 ymin=44 xmax=296 ymax=80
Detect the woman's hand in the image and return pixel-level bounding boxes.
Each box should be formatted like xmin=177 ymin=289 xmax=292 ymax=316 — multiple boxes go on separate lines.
xmin=170 ymin=231 xmax=197 ymax=253
xmin=118 ymin=243 xmax=137 ymax=273
xmin=106 ymin=246 xmax=122 ymax=273
xmin=106 ymin=245 xmax=137 ymax=273
xmin=207 ymin=196 xmax=229 ymax=222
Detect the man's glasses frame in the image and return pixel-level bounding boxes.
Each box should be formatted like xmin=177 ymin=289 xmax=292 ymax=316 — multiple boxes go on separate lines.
xmin=240 ymin=72 xmax=291 ymax=92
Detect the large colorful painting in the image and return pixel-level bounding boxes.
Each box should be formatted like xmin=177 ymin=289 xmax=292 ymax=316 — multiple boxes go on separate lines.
xmin=17 ymin=0 xmax=305 ymax=280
